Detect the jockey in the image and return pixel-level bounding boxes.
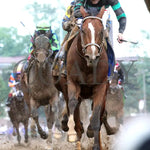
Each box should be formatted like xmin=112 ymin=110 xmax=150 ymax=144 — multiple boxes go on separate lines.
xmin=60 ymin=0 xmax=126 ymax=77
xmin=52 ymin=1 xmax=75 ymax=76
xmin=24 ymin=21 xmax=60 ymax=72
xmin=6 ymin=63 xmax=23 ymax=106
xmin=74 ymin=0 xmax=126 ymax=43
xmin=61 ymin=0 xmax=75 ymax=47
xmin=114 ymin=61 xmax=124 ymax=85
xmin=62 ymin=1 xmax=75 ymax=33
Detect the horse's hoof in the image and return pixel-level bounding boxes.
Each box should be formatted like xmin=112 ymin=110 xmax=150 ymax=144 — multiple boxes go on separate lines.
xmin=106 ymin=127 xmax=118 ymax=135
xmin=67 ymin=134 xmax=77 ymax=142
xmin=86 ymin=126 xmax=94 ymax=138
xmin=40 ymin=133 xmax=48 ymax=139
xmin=13 ymin=132 xmax=16 ymax=136
xmin=61 ymin=123 xmax=69 ymax=132
xmin=24 ymin=139 xmax=28 ymax=143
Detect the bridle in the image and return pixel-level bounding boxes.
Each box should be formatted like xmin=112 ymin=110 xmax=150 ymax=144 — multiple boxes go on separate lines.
xmin=80 ymin=16 xmax=104 ymax=54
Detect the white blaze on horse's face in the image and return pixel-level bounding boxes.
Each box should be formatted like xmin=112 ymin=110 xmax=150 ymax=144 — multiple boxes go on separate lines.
xmin=88 ymin=22 xmax=96 ymax=60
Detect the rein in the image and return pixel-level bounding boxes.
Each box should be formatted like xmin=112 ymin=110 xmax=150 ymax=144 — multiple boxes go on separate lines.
xmin=81 ymin=16 xmax=104 ymax=54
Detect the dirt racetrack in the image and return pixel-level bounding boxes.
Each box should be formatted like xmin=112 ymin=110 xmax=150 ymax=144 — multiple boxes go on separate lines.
xmin=0 ymin=117 xmax=118 ymax=150
xmin=0 ymin=101 xmax=118 ymax=150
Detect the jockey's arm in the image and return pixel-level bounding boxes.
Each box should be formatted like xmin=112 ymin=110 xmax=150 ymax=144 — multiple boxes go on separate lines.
xmin=110 ymin=0 xmax=126 ymax=43
xmin=62 ymin=5 xmax=74 ymax=31
xmin=74 ymin=0 xmax=85 ymax=18
xmin=49 ymin=33 xmax=60 ymax=53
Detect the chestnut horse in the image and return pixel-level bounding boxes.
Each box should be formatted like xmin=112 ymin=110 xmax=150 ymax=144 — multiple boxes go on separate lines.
xmin=67 ymin=6 xmax=109 ymax=149
xmin=21 ymin=35 xmax=59 ymax=143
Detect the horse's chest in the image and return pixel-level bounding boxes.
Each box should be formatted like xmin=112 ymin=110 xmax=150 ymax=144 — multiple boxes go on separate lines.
xmin=77 ymin=73 xmax=100 ymax=85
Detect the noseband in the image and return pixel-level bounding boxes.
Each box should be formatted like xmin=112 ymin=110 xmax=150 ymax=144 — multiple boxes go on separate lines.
xmin=81 ymin=16 xmax=104 ymax=54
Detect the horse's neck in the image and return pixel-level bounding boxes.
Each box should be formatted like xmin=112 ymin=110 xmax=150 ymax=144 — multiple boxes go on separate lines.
xmin=29 ymin=62 xmax=52 ymax=86
xmin=34 ymin=62 xmax=51 ymax=76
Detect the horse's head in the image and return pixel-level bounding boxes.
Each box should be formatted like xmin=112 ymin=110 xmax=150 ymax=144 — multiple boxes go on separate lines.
xmin=13 ymin=90 xmax=24 ymax=108
xmin=32 ymin=34 xmax=52 ymax=64
xmin=80 ymin=6 xmax=105 ymax=67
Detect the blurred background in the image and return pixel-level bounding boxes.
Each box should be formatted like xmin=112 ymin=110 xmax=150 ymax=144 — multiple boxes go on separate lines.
xmin=0 ymin=0 xmax=150 ymax=118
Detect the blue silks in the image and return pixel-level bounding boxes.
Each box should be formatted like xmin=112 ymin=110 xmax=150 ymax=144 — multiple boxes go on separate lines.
xmin=106 ymin=40 xmax=115 ymax=77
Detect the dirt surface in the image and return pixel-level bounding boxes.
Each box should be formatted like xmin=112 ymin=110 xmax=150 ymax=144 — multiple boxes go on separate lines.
xmin=0 ymin=101 xmax=118 ymax=150
xmin=0 ymin=117 xmax=118 ymax=150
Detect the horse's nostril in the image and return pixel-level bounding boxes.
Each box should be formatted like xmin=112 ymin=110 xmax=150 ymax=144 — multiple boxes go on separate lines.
xmin=96 ymin=55 xmax=100 ymax=60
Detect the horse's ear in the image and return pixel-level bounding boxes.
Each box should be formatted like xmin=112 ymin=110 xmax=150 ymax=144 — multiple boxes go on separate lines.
xmin=97 ymin=6 xmax=105 ymax=18
xmin=80 ymin=6 xmax=89 ymax=18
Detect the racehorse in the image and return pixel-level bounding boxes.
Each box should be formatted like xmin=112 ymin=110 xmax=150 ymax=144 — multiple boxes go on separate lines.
xmin=106 ymin=71 xmax=124 ymax=128
xmin=66 ymin=6 xmax=110 ymax=150
xmin=6 ymin=82 xmax=29 ymax=144
xmin=21 ymin=34 xmax=59 ymax=142
xmin=52 ymin=38 xmax=74 ymax=133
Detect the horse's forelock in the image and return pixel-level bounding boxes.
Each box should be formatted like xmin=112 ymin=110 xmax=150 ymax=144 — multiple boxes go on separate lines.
xmin=35 ymin=35 xmax=49 ymax=44
xmin=34 ymin=35 xmax=50 ymax=50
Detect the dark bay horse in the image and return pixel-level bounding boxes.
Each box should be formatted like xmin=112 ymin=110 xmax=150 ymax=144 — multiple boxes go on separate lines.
xmin=52 ymin=47 xmax=70 ymax=133
xmin=21 ymin=35 xmax=59 ymax=142
xmin=67 ymin=6 xmax=109 ymax=150
xmin=6 ymin=82 xmax=29 ymax=144
xmin=106 ymin=71 xmax=124 ymax=128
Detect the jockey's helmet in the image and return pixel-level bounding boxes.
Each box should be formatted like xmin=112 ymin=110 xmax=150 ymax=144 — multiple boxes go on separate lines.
xmin=16 ymin=63 xmax=23 ymax=74
xmin=36 ymin=21 xmax=51 ymax=31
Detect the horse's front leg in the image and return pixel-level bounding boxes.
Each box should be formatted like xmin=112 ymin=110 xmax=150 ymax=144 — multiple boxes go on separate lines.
xmin=24 ymin=120 xmax=29 ymax=143
xmin=44 ymin=104 xmax=54 ymax=143
xmin=90 ymin=84 xmax=107 ymax=150
xmin=67 ymin=80 xmax=81 ymax=143
xmin=30 ymin=98 xmax=48 ymax=139
xmin=74 ymin=99 xmax=84 ymax=140
xmin=14 ymin=122 xmax=21 ymax=144
xmin=61 ymin=86 xmax=70 ymax=132
xmin=102 ymin=110 xmax=118 ymax=135
xmin=46 ymin=92 xmax=60 ymax=143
